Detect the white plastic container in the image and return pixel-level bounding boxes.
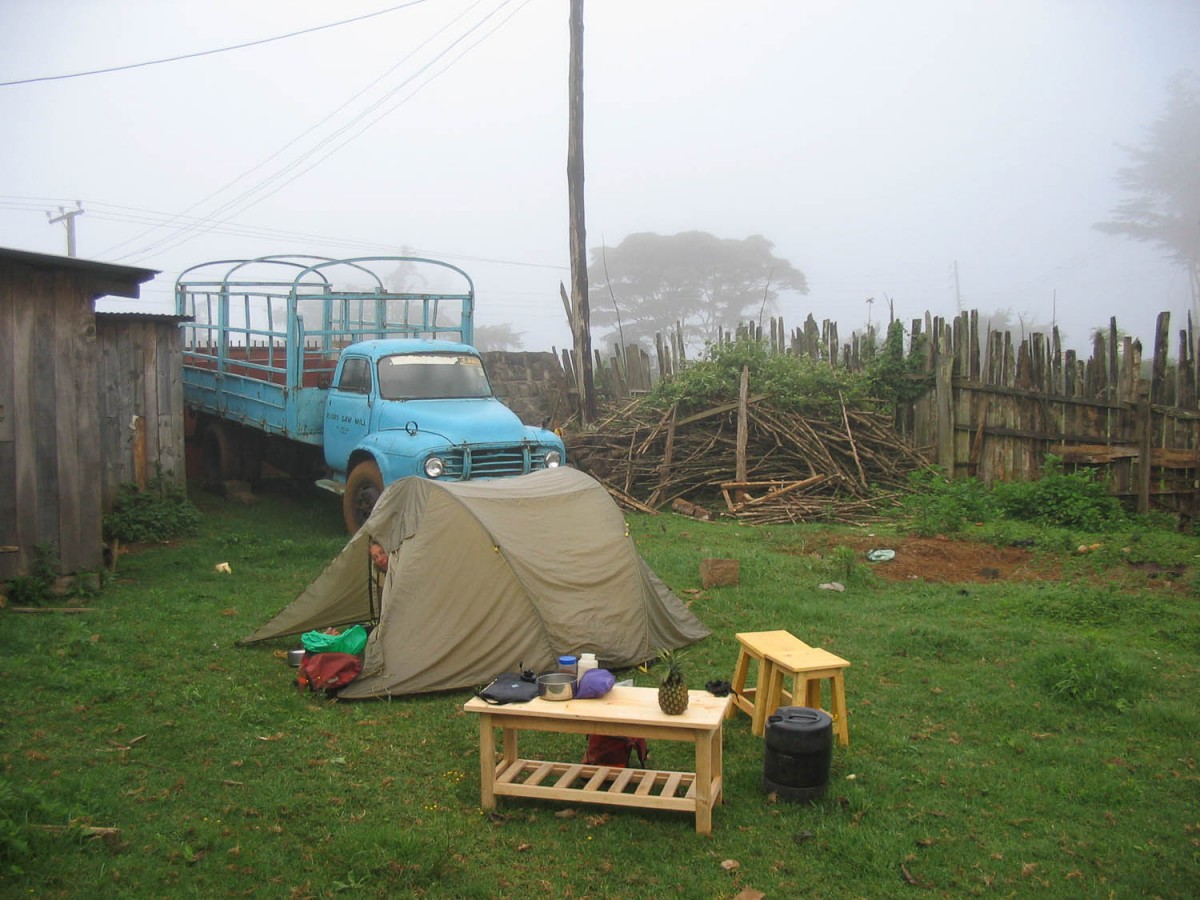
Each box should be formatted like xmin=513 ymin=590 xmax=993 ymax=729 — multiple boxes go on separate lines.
xmin=576 ymin=652 xmax=598 ymax=682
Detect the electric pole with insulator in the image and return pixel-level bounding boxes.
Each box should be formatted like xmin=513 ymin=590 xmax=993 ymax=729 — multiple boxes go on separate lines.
xmin=47 ymin=202 xmax=84 ymax=257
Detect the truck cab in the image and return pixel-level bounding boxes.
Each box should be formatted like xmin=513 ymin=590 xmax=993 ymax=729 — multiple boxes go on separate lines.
xmin=326 ymin=339 xmax=564 ymax=530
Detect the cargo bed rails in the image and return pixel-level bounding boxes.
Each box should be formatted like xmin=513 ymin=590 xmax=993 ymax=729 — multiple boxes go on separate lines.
xmin=177 ymin=255 xmax=475 ymax=443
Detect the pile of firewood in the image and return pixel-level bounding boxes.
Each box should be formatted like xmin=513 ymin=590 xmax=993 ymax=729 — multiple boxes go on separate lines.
xmin=565 ymin=394 xmax=929 ymax=524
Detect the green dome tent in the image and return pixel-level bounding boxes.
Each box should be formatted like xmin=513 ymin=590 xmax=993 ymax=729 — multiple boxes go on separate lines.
xmin=240 ymin=467 xmax=711 ymax=698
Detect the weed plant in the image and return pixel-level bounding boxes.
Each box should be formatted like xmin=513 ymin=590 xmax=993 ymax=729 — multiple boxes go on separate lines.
xmin=102 ymin=475 xmax=201 ymax=544
xmin=1 ymin=478 xmax=1197 ymax=896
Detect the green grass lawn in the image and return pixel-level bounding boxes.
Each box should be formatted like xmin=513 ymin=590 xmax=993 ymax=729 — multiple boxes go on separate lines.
xmin=2 ymin=478 xmax=1198 ymax=898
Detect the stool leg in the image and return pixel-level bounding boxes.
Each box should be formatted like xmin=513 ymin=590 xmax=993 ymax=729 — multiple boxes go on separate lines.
xmin=728 ymin=648 xmax=752 ymax=721
xmin=803 ymin=675 xmax=821 ymax=709
xmin=831 ymin=673 xmax=849 ymax=747
xmin=757 ymin=662 xmax=784 ymax=737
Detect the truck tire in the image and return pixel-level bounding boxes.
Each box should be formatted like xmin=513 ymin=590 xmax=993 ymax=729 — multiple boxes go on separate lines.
xmin=344 ymin=460 xmax=384 ymax=534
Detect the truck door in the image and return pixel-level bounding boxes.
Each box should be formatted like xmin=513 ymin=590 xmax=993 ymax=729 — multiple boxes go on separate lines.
xmin=323 ymin=355 xmax=375 ymax=472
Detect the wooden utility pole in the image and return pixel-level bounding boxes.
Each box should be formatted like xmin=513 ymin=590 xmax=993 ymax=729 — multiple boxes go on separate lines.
xmin=48 ymin=202 xmax=84 ymax=257
xmin=567 ymin=0 xmax=595 ymax=423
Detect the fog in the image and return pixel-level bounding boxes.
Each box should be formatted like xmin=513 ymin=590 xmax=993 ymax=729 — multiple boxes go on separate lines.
xmin=2 ymin=0 xmax=1197 ymax=355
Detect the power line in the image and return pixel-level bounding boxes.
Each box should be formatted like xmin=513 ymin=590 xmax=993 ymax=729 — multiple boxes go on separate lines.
xmin=117 ymin=0 xmax=527 ymax=264
xmin=98 ymin=0 xmax=492 ymax=260
xmin=0 ymin=196 xmax=567 ymax=271
xmin=0 ymin=1 xmax=431 ymax=87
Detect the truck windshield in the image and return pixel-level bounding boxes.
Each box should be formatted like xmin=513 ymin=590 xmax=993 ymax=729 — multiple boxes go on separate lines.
xmin=377 ymin=353 xmax=493 ymax=400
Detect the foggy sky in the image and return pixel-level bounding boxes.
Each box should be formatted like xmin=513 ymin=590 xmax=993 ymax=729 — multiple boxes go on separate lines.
xmin=1 ymin=0 xmax=1197 ymax=355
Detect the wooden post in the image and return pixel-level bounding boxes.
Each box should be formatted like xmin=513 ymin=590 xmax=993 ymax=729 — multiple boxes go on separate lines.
xmin=567 ymin=0 xmax=595 ymax=423
xmin=1137 ymin=385 xmax=1152 ymax=515
xmin=735 ymin=365 xmax=749 ymax=488
xmin=935 ymin=330 xmax=955 ymax=475
xmin=132 ymin=415 xmax=147 ymax=491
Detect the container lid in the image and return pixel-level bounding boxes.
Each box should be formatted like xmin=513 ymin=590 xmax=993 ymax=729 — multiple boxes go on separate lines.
xmin=768 ymin=706 xmax=833 ymax=726
xmin=558 ymin=655 xmax=577 ymax=666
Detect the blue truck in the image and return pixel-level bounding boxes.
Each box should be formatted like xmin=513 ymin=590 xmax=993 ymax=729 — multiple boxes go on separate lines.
xmin=176 ymin=255 xmax=565 ymax=532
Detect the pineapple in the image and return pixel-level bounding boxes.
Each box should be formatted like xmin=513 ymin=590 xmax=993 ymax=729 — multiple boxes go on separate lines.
xmin=655 ymin=648 xmax=689 ymax=715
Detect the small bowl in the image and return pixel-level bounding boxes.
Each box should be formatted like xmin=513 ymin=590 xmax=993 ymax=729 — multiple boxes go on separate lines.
xmin=537 ymin=673 xmax=575 ymax=701
xmin=288 ymin=648 xmax=305 ymax=667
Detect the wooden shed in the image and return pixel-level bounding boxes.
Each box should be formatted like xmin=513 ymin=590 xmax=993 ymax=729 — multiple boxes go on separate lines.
xmin=0 ymin=247 xmax=164 ymax=581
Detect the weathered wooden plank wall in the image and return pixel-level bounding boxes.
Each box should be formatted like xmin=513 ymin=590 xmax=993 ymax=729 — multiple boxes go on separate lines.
xmin=0 ymin=271 xmax=21 ymax=578
xmin=0 ymin=266 xmax=103 ymax=578
xmin=96 ymin=315 xmax=186 ymax=510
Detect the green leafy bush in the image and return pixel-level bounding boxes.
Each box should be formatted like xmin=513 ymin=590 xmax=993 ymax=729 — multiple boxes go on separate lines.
xmin=900 ymin=467 xmax=998 ymax=535
xmin=865 ymin=319 xmax=930 ymax=404
xmin=646 ymin=338 xmax=870 ymax=414
xmin=1 ymin=544 xmax=59 ymax=607
xmin=103 ymin=477 xmax=201 ymax=543
xmin=993 ymin=456 xmax=1124 ymax=530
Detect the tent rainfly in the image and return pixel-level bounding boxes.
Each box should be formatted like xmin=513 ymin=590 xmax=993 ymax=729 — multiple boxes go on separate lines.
xmin=240 ymin=467 xmax=711 ymax=699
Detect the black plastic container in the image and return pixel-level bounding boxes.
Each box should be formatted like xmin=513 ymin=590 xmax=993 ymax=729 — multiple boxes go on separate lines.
xmin=762 ymin=706 xmax=833 ymax=802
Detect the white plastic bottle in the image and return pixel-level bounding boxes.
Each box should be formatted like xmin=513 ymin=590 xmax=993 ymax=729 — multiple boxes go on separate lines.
xmin=576 ymin=652 xmax=598 ymax=682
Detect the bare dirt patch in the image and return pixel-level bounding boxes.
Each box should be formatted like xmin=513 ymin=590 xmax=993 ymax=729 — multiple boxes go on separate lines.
xmin=808 ymin=534 xmax=1058 ymax=584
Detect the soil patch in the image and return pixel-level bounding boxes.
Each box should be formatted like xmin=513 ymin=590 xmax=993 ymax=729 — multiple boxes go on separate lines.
xmin=808 ymin=534 xmax=1058 ymax=584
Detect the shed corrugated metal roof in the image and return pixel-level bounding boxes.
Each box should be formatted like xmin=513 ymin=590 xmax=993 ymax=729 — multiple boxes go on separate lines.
xmin=95 ymin=310 xmax=191 ymax=324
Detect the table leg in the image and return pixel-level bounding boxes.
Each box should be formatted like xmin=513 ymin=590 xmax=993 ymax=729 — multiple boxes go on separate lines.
xmin=694 ymin=729 xmax=713 ymax=835
xmin=478 ymin=713 xmax=495 ymax=809
xmin=502 ymin=725 xmax=518 ymax=764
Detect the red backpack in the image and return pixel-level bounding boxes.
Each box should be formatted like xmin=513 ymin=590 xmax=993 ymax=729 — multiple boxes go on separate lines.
xmin=584 ymin=734 xmax=649 ymax=768
xmin=297 ymin=652 xmax=363 ymax=695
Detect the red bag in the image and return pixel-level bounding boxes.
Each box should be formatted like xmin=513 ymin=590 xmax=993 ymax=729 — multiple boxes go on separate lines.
xmin=297 ymin=652 xmax=363 ymax=695
xmin=584 ymin=734 xmax=649 ymax=768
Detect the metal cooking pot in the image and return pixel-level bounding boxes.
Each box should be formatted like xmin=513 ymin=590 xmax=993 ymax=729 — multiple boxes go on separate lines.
xmin=288 ymin=648 xmax=305 ymax=667
xmin=537 ymin=672 xmax=575 ymax=700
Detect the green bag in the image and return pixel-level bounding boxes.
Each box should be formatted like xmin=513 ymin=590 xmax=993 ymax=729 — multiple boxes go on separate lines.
xmin=301 ymin=624 xmax=368 ymax=656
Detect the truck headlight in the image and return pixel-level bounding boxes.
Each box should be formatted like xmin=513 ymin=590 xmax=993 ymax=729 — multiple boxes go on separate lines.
xmin=545 ymin=450 xmax=562 ymax=467
xmin=424 ymin=456 xmax=446 ymax=478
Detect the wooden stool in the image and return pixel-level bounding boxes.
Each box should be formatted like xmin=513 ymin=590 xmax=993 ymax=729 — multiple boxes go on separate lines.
xmin=729 ymin=631 xmax=813 ymax=736
xmin=762 ymin=645 xmax=851 ymax=748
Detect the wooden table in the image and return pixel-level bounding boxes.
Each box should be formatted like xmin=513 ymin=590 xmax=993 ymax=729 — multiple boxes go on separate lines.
xmin=463 ymin=686 xmax=732 ymax=834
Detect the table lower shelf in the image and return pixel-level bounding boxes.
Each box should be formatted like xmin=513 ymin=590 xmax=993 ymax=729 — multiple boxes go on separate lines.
xmin=493 ymin=757 xmax=720 ymax=813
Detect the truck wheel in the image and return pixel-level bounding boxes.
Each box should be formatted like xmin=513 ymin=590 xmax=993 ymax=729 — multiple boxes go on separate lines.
xmin=202 ymin=423 xmax=236 ymax=488
xmin=343 ymin=460 xmax=384 ymax=534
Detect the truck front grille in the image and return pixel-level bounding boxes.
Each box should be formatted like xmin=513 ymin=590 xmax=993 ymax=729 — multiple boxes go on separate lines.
xmin=439 ymin=446 xmax=555 ymax=479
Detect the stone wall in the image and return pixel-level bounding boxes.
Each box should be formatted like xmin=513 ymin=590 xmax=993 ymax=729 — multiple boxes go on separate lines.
xmin=483 ymin=350 xmax=572 ymax=429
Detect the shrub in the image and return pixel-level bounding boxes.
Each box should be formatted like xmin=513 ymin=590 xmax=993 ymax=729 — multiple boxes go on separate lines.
xmin=646 ymin=338 xmax=870 ymax=415
xmin=899 ymin=467 xmax=997 ymax=535
xmin=103 ymin=476 xmax=201 ymax=544
xmin=992 ymin=456 xmax=1124 ymax=530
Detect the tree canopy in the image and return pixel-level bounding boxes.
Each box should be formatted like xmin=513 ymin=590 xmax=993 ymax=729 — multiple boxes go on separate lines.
xmin=1094 ymin=70 xmax=1200 ymax=304
xmin=586 ymin=231 xmax=808 ymax=350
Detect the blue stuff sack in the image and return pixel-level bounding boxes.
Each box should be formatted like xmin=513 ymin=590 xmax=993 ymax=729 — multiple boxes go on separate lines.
xmin=575 ymin=668 xmax=615 ymax=699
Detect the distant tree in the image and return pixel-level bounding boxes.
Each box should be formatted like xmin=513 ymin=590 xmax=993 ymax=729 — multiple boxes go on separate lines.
xmin=1094 ymin=70 xmax=1200 ymax=307
xmin=472 ymin=323 xmax=524 ymax=352
xmin=976 ymin=307 xmax=1057 ymax=342
xmin=587 ymin=231 xmax=808 ymax=350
